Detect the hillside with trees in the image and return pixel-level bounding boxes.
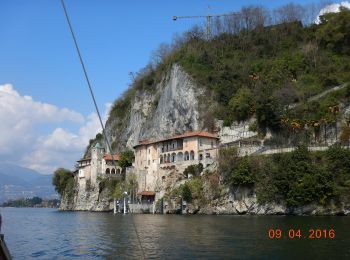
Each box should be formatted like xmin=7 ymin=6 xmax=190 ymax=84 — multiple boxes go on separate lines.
xmin=90 ymin=4 xmax=350 ymax=155
xmin=72 ymin=3 xmax=350 ymax=214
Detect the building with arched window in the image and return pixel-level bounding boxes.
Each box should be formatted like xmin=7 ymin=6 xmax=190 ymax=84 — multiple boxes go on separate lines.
xmin=76 ymin=143 xmax=123 ymax=184
xmin=132 ymin=131 xmax=219 ymax=200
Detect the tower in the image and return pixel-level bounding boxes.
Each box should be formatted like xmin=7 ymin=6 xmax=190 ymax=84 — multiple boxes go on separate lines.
xmin=91 ymin=142 xmax=104 ymax=184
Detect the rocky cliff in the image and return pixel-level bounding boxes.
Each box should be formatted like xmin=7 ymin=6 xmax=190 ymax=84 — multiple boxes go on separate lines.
xmin=59 ymin=176 xmax=114 ymax=211
xmin=60 ymin=8 xmax=350 ymax=213
xmin=198 ymin=186 xmax=350 ymax=216
xmin=60 ymin=63 xmax=350 ymax=213
xmin=163 ymin=167 xmax=350 ymax=216
xmin=105 ymin=64 xmax=205 ymax=151
xmin=60 ymin=64 xmax=207 ymax=211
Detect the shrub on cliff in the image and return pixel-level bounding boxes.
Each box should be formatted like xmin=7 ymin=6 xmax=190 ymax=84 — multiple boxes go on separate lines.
xmin=228 ymin=156 xmax=255 ymax=186
xmin=183 ymin=163 xmax=203 ymax=178
xmin=220 ymin=145 xmax=349 ymax=207
xmin=52 ymin=168 xmax=74 ymax=198
xmin=255 ymin=146 xmax=335 ymax=206
xmin=218 ymin=147 xmax=238 ymax=181
xmin=181 ymin=184 xmax=192 ymax=202
xmin=119 ymin=150 xmax=135 ymax=169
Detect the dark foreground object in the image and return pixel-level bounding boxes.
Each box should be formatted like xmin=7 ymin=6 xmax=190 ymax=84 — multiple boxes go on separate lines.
xmin=0 ymin=234 xmax=11 ymax=260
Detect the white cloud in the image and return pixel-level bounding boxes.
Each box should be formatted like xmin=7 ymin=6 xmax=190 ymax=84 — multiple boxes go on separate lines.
xmin=0 ymin=84 xmax=108 ymax=174
xmin=315 ymin=1 xmax=350 ymax=24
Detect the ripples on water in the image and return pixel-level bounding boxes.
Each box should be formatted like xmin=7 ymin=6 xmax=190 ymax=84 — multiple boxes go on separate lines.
xmin=1 ymin=208 xmax=350 ymax=259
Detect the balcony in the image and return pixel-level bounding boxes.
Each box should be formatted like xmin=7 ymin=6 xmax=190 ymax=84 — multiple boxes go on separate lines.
xmin=160 ymin=146 xmax=183 ymax=153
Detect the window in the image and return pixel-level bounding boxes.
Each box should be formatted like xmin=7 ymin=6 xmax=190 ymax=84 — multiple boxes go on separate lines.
xmin=190 ymin=151 xmax=195 ymax=160
xmin=200 ymin=139 xmax=203 ymax=146
xmin=148 ymin=149 xmax=150 ymax=154
xmin=211 ymin=141 xmax=213 ymax=148
xmin=206 ymin=153 xmax=211 ymax=158
xmin=172 ymin=143 xmax=175 ymax=149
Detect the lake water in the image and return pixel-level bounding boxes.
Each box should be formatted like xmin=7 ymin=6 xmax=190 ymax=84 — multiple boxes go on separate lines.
xmin=1 ymin=208 xmax=350 ymax=259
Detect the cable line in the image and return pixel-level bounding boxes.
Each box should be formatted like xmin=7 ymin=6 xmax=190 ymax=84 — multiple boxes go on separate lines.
xmin=60 ymin=0 xmax=115 ymax=166
xmin=60 ymin=1 xmax=146 ymax=259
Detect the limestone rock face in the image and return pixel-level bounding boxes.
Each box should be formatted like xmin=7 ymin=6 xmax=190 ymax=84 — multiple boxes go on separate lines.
xmin=61 ymin=64 xmax=203 ymax=211
xmin=60 ymin=176 xmax=114 ymax=212
xmin=105 ymin=63 xmax=203 ymax=151
xmin=198 ymin=185 xmax=349 ymax=216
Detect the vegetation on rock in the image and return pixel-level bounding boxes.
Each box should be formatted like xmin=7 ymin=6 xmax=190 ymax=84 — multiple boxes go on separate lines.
xmin=118 ymin=150 xmax=135 ymax=170
xmin=86 ymin=5 xmax=350 ymax=154
xmin=183 ymin=163 xmax=203 ymax=178
xmin=181 ymin=184 xmax=192 ymax=202
xmin=52 ymin=168 xmax=74 ymax=199
xmin=220 ymin=145 xmax=350 ymax=207
xmin=1 ymin=197 xmax=59 ymax=208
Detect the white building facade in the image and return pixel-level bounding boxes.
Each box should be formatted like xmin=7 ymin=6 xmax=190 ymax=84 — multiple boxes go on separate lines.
xmin=76 ymin=143 xmax=122 ymax=185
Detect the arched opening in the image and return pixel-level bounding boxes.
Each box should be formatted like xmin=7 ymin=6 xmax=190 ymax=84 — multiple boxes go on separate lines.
xmin=160 ymin=155 xmax=163 ymax=164
xmin=117 ymin=169 xmax=121 ymax=174
xmin=111 ymin=168 xmax=116 ymax=174
xmin=190 ymin=151 xmax=195 ymax=160
xmin=105 ymin=168 xmax=110 ymax=174
xmin=167 ymin=154 xmax=171 ymax=163
xmin=199 ymin=154 xmax=203 ymax=160
xmin=171 ymin=153 xmax=176 ymax=162
xmin=177 ymin=152 xmax=183 ymax=162
xmin=184 ymin=151 xmax=189 ymax=161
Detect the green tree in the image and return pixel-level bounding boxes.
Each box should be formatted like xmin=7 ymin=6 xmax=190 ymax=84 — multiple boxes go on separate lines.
xmin=325 ymin=145 xmax=350 ymax=196
xmin=218 ymin=147 xmax=239 ymax=182
xmin=183 ymin=163 xmax=203 ymax=178
xmin=230 ymin=156 xmax=255 ymax=186
xmin=182 ymin=184 xmax=192 ymax=202
xmin=229 ymin=87 xmax=254 ymax=122
xmin=119 ymin=150 xmax=135 ymax=169
xmin=316 ymin=7 xmax=350 ymax=54
xmin=256 ymin=96 xmax=281 ymax=132
xmin=113 ymin=182 xmax=123 ymax=200
xmin=52 ymin=168 xmax=74 ymax=196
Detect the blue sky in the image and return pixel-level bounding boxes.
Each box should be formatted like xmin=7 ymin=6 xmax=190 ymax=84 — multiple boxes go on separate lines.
xmin=0 ymin=0 xmax=325 ymax=116
xmin=0 ymin=0 xmax=335 ymax=173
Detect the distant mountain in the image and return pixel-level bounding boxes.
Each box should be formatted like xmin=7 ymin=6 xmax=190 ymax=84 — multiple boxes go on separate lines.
xmin=0 ymin=163 xmax=58 ymax=203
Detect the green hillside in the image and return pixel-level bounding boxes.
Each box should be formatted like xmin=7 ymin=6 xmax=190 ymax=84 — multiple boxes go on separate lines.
xmin=83 ymin=7 xmax=350 ymax=156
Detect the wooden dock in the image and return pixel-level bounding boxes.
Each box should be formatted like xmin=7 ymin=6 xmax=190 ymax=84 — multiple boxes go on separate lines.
xmin=0 ymin=234 xmax=11 ymax=260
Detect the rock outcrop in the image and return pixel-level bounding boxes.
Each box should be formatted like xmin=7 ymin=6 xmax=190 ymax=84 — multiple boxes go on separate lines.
xmin=60 ymin=63 xmax=350 ymax=214
xmin=61 ymin=64 xmax=204 ymax=211
xmin=60 ymin=176 xmax=114 ymax=211
xmin=105 ymin=64 xmax=204 ymax=151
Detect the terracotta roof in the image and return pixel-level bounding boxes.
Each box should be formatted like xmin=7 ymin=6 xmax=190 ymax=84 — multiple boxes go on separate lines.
xmin=103 ymin=154 xmax=120 ymax=161
xmin=137 ymin=191 xmax=156 ymax=196
xmin=134 ymin=131 xmax=219 ymax=148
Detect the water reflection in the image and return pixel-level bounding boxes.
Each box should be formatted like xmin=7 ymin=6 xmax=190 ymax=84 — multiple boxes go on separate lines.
xmin=1 ymin=208 xmax=350 ymax=259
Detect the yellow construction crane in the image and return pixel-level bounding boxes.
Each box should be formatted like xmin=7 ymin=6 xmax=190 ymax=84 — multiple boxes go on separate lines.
xmin=172 ymin=12 xmax=238 ymax=39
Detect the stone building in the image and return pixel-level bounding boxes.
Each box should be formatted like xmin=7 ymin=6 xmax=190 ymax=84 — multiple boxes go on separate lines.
xmin=132 ymin=131 xmax=219 ymax=201
xmin=76 ymin=143 xmax=122 ymax=185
